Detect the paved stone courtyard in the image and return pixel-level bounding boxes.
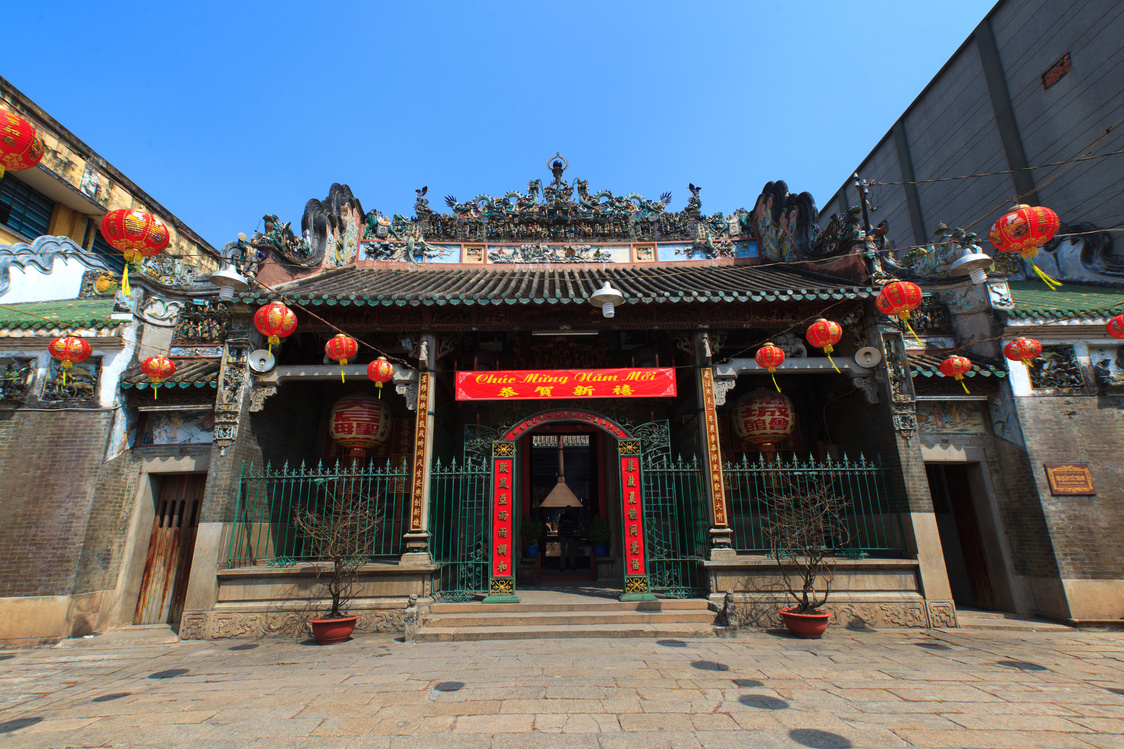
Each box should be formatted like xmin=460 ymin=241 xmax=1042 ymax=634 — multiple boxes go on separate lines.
xmin=1 ymin=627 xmax=1122 ymax=748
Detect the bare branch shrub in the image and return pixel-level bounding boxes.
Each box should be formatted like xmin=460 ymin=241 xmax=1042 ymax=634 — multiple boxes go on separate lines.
xmin=298 ymin=480 xmax=381 ymax=619
xmin=762 ymin=473 xmax=852 ymax=614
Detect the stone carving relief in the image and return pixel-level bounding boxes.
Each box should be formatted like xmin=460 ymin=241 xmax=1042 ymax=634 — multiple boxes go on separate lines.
xmin=712 ymin=377 xmax=736 ymax=406
xmin=926 ymin=600 xmax=958 ymax=628
xmin=248 ymin=384 xmax=278 ymax=413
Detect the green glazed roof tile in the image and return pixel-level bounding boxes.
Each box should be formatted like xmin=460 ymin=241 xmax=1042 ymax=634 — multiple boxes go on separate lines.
xmin=0 ymin=298 xmax=117 ymax=331
xmin=1006 ymin=281 xmax=1124 ymax=320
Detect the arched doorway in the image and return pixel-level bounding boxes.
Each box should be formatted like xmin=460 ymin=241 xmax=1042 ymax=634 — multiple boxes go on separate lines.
xmin=484 ymin=410 xmax=655 ymax=603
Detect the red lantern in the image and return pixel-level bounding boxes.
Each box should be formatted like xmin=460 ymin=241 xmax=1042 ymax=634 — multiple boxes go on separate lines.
xmin=99 ymin=209 xmax=171 ymax=296
xmin=876 ymin=281 xmax=924 ymax=345
xmin=254 ymin=302 xmax=298 ymax=352
xmin=1003 ymin=338 xmax=1043 ymax=366
xmin=48 ymin=336 xmax=92 ymax=386
xmin=732 ymin=391 xmax=795 ymax=447
xmin=366 ymin=356 xmax=394 ymax=398
xmin=989 ymin=204 xmax=1062 ymax=289
xmin=329 ymin=394 xmax=392 ymax=451
xmin=755 ymin=342 xmax=785 ymax=392
xmin=806 ymin=318 xmax=843 ymax=372
xmin=325 ymin=333 xmax=359 ymax=383
xmin=939 ymin=355 xmax=973 ymax=394
xmin=0 ymin=112 xmax=45 ymax=178
xmin=1108 ymin=314 xmax=1124 ymax=340
xmin=141 ymin=355 xmax=176 ymax=399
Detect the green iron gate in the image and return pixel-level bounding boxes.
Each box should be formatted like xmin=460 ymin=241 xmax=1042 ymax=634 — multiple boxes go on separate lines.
xmin=429 ymin=431 xmax=493 ymax=600
xmin=635 ymin=421 xmax=708 ymax=597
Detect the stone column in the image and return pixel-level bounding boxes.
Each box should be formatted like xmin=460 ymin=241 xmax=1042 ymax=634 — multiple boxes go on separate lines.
xmin=401 ymin=333 xmax=437 ymax=565
xmin=693 ymin=332 xmax=735 ymax=558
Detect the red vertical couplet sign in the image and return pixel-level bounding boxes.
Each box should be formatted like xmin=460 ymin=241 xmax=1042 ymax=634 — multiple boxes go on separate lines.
xmin=700 ymin=367 xmax=728 ymax=527
xmin=492 ymin=458 xmax=514 ymax=578
xmin=409 ymin=372 xmax=431 ymax=532
xmin=620 ymin=455 xmax=646 ymax=575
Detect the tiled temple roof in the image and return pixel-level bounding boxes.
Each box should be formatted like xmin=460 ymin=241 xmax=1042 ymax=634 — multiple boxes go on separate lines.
xmin=242 ymin=264 xmax=875 ymax=307
xmin=0 ymin=298 xmax=118 ymax=333
xmin=120 ymin=359 xmax=220 ymax=389
xmin=1006 ymin=281 xmax=1124 ymax=320
xmin=908 ymin=353 xmax=1008 ymax=378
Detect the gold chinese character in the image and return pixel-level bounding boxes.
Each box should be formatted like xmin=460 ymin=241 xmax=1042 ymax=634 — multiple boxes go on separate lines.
xmin=630 ymin=540 xmax=639 ymax=554
xmin=498 ymin=562 xmax=508 ymax=572
xmin=499 ymin=493 xmax=508 ymax=505
xmin=498 ymin=544 xmax=507 ymax=555
xmin=498 ymin=511 xmax=508 ymax=521
xmin=630 ymin=559 xmax=640 ymax=571
xmin=629 ymin=524 xmax=638 ymax=537
xmin=573 ymin=386 xmax=595 ymax=396
xmin=499 ymin=387 xmax=518 ymax=398
xmin=626 ymin=475 xmax=636 ymax=487
xmin=627 ymin=459 xmax=636 ymax=471
xmin=628 ymin=491 xmax=637 ymax=504
xmin=499 ymin=463 xmax=510 ymax=473
xmin=499 ymin=478 xmax=509 ymax=488
xmin=535 ymin=386 xmax=554 ymax=397
xmin=498 ymin=527 xmax=508 ymax=538
xmin=612 ymin=385 xmax=634 ymax=396
xmin=628 ymin=508 xmax=637 ymax=520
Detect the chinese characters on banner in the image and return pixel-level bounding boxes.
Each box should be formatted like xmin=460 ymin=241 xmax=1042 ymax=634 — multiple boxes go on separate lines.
xmin=620 ymin=456 xmax=646 ymax=575
xmin=409 ymin=372 xmax=431 ymax=532
xmin=456 ymin=367 xmax=676 ymax=401
xmin=492 ymin=458 xmax=514 ymax=577
xmin=700 ymin=368 xmax=728 ymax=526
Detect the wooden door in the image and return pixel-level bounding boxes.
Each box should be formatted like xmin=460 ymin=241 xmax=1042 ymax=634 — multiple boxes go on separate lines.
xmin=133 ymin=474 xmax=206 ymax=625
xmin=927 ymin=464 xmax=996 ymax=610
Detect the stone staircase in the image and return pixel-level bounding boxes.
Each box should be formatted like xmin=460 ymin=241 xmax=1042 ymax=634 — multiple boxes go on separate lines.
xmin=418 ymin=595 xmax=718 ymax=642
xmin=953 ymin=607 xmax=1075 ymax=632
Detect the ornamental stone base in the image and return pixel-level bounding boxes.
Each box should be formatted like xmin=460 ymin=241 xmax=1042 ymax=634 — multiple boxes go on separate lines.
xmin=718 ymin=592 xmax=957 ymax=630
xmin=179 ymin=599 xmax=425 ymax=640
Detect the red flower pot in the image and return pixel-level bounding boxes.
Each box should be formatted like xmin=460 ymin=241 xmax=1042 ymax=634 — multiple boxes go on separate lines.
xmin=779 ymin=607 xmax=831 ymax=639
xmin=309 ymin=615 xmax=359 ymax=644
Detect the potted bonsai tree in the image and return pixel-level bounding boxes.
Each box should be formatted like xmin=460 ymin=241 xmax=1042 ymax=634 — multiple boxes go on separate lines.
xmin=521 ymin=515 xmax=544 ymax=559
xmin=298 ymin=480 xmax=379 ymax=644
xmin=588 ymin=516 xmax=611 ymax=558
xmin=762 ymin=474 xmax=852 ymax=639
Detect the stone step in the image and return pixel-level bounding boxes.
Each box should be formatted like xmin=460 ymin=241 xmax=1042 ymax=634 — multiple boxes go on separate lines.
xmin=428 ymin=609 xmax=716 ymax=628
xmin=954 ymin=613 xmax=1074 ymax=632
xmin=430 ymin=599 xmax=711 ymax=615
xmin=417 ymin=622 xmax=718 ymax=643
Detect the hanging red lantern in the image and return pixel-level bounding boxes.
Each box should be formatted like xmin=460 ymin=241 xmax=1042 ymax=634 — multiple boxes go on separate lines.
xmin=325 ymin=333 xmax=359 ymax=383
xmin=876 ymin=281 xmax=924 ymax=345
xmin=48 ymin=336 xmax=92 ymax=386
xmin=755 ymin=342 xmax=785 ymax=392
xmin=732 ymin=391 xmax=796 ymax=447
xmin=0 ymin=112 xmax=45 ymax=178
xmin=99 ymin=209 xmax=171 ymax=295
xmin=1003 ymin=337 xmax=1043 ymax=366
xmin=366 ymin=356 xmax=394 ymax=398
xmin=939 ymin=355 xmax=973 ymax=394
xmin=805 ymin=318 xmax=843 ymax=373
xmin=1107 ymin=314 xmax=1124 ymax=340
xmin=329 ymin=394 xmax=392 ymax=452
xmin=253 ymin=302 xmax=298 ymax=353
xmin=989 ymin=204 xmax=1062 ymax=289
xmin=141 ymin=355 xmax=176 ymax=399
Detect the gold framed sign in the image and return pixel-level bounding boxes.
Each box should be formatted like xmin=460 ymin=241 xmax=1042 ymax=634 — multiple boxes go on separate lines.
xmin=1044 ymin=463 xmax=1095 ymax=496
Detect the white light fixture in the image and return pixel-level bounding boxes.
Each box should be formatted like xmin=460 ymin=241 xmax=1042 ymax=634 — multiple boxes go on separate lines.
xmin=949 ymin=246 xmax=993 ymax=285
xmin=589 ymin=281 xmax=624 ymax=318
xmin=209 ymin=264 xmax=250 ymax=300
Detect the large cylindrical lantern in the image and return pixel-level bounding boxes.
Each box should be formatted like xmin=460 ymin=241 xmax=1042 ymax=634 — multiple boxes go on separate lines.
xmin=99 ymin=209 xmax=171 ymax=295
xmin=366 ymin=356 xmax=394 ymax=398
xmin=48 ymin=336 xmax=92 ymax=385
xmin=325 ymin=333 xmax=359 ymax=383
xmin=329 ymin=394 xmax=392 ymax=451
xmin=1003 ymin=338 xmax=1043 ymax=366
xmin=0 ymin=112 xmax=45 ymax=178
xmin=806 ymin=318 xmax=843 ymax=372
xmin=141 ymin=355 xmax=176 ymax=399
xmin=731 ymin=390 xmax=796 ymax=447
xmin=989 ymin=204 xmax=1061 ymax=289
xmin=254 ymin=302 xmax=298 ymax=352
xmin=939 ymin=355 xmax=973 ymax=394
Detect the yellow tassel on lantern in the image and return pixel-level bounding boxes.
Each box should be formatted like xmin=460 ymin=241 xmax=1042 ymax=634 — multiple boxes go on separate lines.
xmin=956 ymin=377 xmax=970 ymax=394
xmin=1031 ymin=263 xmax=1062 ymax=290
xmin=825 ymin=351 xmax=840 ymax=374
xmin=121 ymin=264 xmax=132 ymax=297
xmin=903 ymin=319 xmax=923 ymax=347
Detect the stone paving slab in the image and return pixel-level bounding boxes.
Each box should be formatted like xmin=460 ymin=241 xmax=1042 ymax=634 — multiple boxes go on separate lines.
xmin=0 ymin=629 xmax=1122 ymax=748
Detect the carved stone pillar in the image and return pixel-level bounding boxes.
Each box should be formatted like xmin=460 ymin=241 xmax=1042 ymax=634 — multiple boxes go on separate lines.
xmin=693 ymin=332 xmax=734 ymax=557
xmin=401 ymin=333 xmax=437 ymax=565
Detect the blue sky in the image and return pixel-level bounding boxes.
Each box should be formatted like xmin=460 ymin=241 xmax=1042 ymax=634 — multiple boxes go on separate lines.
xmin=7 ymin=1 xmax=996 ymax=249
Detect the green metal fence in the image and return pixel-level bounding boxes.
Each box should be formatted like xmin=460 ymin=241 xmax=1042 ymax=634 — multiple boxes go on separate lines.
xmin=226 ymin=459 xmax=411 ymax=568
xmin=642 ymin=455 xmax=709 ymax=597
xmin=724 ymin=453 xmax=906 ymax=556
xmin=429 ymin=457 xmax=491 ymax=601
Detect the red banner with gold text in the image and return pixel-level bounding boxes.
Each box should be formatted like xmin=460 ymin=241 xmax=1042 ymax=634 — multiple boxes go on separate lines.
xmin=456 ymin=367 xmax=676 ymax=401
